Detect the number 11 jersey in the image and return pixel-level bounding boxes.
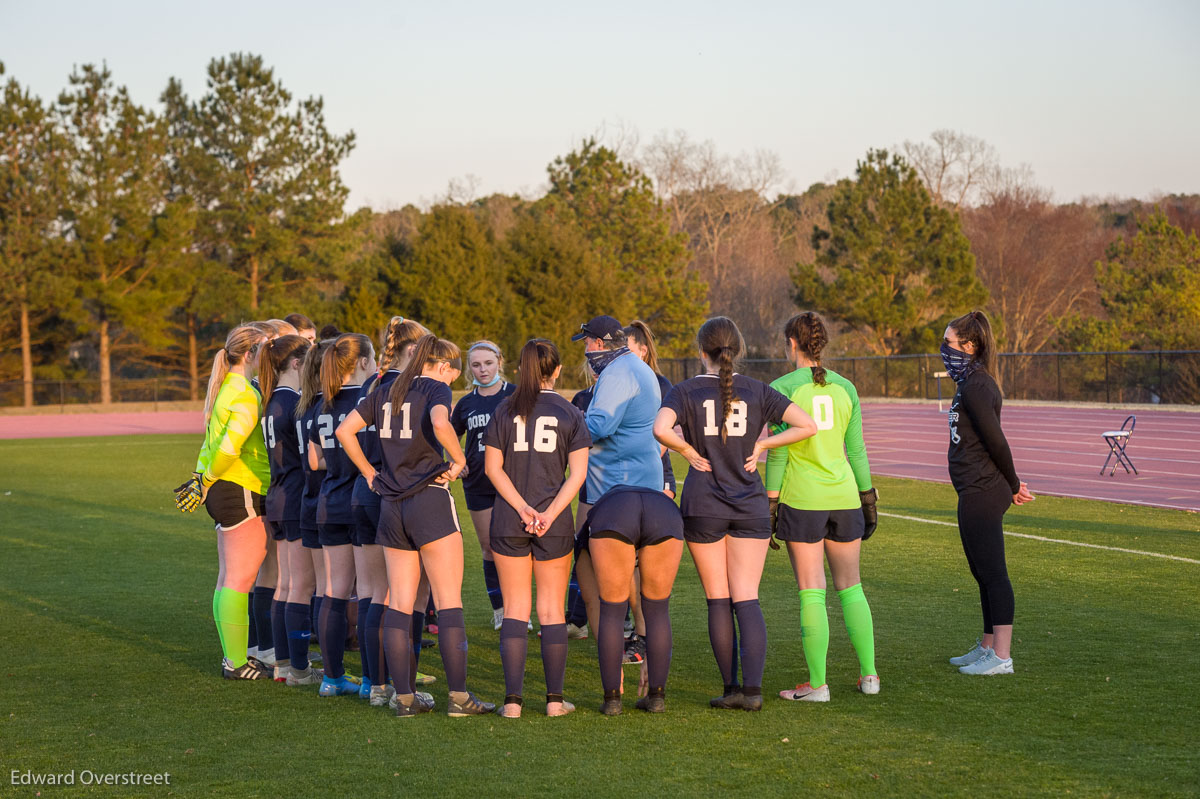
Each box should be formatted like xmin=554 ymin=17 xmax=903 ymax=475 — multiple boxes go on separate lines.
xmin=356 ymin=376 xmax=453 ymax=499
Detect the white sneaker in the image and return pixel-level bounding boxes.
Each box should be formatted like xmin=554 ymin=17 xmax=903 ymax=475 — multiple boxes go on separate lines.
xmin=959 ymin=651 xmax=1014 ymax=676
xmin=779 ymin=682 xmax=830 ymax=702
xmin=857 ymin=675 xmax=880 ymax=695
xmin=369 ymin=684 xmax=396 ymax=707
xmin=527 ymin=618 xmax=534 ymax=632
xmin=949 ymin=640 xmax=991 ymax=667
xmin=566 ymin=623 xmax=589 ymax=640
xmin=286 ymin=665 xmax=324 ymax=686
xmin=493 ymin=608 xmax=505 ymax=631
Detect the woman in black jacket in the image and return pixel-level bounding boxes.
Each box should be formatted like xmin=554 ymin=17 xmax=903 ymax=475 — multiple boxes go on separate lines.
xmin=941 ymin=311 xmax=1034 ymax=676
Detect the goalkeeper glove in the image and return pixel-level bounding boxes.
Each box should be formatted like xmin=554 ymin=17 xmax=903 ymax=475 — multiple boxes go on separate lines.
xmin=860 ymin=487 xmax=878 ymax=540
xmin=768 ymin=497 xmax=780 ymax=550
xmin=174 ymin=474 xmax=203 ymax=513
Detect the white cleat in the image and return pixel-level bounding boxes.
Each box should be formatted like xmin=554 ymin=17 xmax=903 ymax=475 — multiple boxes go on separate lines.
xmin=857 ymin=675 xmax=880 ymax=695
xmin=286 ymin=665 xmax=324 ymax=686
xmin=959 ymin=652 xmax=1014 ymax=676
xmin=949 ymin=640 xmax=992 ymax=667
xmin=493 ymin=608 xmax=505 ymax=631
xmin=779 ymin=682 xmax=830 ymax=702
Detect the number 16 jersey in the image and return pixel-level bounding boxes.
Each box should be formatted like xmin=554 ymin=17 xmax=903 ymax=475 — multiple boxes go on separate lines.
xmin=356 ymin=376 xmax=453 ymax=499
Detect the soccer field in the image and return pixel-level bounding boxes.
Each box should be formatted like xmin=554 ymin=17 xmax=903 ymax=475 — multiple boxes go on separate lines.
xmin=2 ymin=435 xmax=1198 ymax=798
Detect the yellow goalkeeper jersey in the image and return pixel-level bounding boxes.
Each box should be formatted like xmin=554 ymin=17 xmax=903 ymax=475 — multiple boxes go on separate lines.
xmin=195 ymin=372 xmax=270 ymax=494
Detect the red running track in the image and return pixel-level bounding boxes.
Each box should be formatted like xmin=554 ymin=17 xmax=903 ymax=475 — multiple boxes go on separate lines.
xmin=862 ymin=402 xmax=1200 ymax=512
xmin=0 ymin=411 xmax=203 ymax=439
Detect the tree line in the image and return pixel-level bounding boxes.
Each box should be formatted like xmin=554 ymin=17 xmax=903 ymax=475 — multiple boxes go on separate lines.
xmin=2 ymin=55 xmax=1197 ymax=407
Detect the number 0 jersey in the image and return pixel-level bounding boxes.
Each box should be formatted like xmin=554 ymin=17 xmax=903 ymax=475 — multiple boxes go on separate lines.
xmin=661 ymin=374 xmax=791 ymax=519
xmin=356 ymin=376 xmax=453 ymax=499
xmin=262 ymin=386 xmax=304 ymax=521
xmin=484 ymin=391 xmax=591 ymax=536
xmin=308 ymin=385 xmax=363 ymax=525
xmin=765 ymin=367 xmax=871 ymax=511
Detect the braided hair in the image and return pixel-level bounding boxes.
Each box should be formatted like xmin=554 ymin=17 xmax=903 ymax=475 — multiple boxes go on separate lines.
xmin=784 ymin=312 xmax=828 ymax=386
xmin=696 ymin=316 xmax=745 ymax=442
xmin=378 ymin=317 xmax=430 ymax=375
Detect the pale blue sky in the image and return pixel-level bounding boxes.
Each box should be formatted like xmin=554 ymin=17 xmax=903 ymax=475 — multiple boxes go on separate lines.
xmin=2 ymin=0 xmax=1197 ymax=210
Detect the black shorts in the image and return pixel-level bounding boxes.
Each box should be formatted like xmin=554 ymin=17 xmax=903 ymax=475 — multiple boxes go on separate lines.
xmin=491 ymin=533 xmax=574 ymax=561
xmin=776 ymin=504 xmax=864 ymax=544
xmin=204 ymin=480 xmax=265 ymax=530
xmin=353 ymin=496 xmax=381 ymax=547
xmin=573 ymin=502 xmax=593 ymax=559
xmin=377 ymin=484 xmax=461 ymax=551
xmin=319 ymin=522 xmax=354 ymax=547
xmin=465 ymin=491 xmax=496 ymax=513
xmin=683 ymin=516 xmax=772 ymax=544
xmin=586 ymin=487 xmax=684 ymax=549
xmin=300 ymin=524 xmax=321 ymax=549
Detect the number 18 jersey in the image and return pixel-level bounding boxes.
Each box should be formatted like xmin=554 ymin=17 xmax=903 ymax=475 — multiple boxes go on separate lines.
xmin=356 ymin=376 xmax=453 ymax=499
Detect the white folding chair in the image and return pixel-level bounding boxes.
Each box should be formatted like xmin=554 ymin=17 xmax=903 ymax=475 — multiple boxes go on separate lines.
xmin=1100 ymin=415 xmax=1137 ymax=476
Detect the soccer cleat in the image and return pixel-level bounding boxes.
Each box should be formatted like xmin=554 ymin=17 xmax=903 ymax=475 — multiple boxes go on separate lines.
xmin=392 ymin=693 xmax=433 ymax=718
xmin=635 ymin=692 xmax=666 ymax=713
xmin=370 ymin=683 xmax=396 ymax=707
xmin=958 ymin=652 xmax=1014 ymax=676
xmin=447 ymin=691 xmax=496 ymax=717
xmin=318 ymin=674 xmax=361 ymax=697
xmin=415 ymin=671 xmax=436 ymax=686
xmin=600 ymin=696 xmax=623 ymax=716
xmin=546 ymin=699 xmax=575 ymax=717
xmin=623 ymin=634 xmax=646 ymax=665
xmin=493 ymin=608 xmax=505 ymax=631
xmin=949 ymin=640 xmax=992 ymax=667
xmin=415 ymin=691 xmax=435 ymax=711
xmin=498 ymin=695 xmax=523 ymax=719
xmin=779 ymin=682 xmax=830 ymax=702
xmin=566 ymin=623 xmax=589 ymax=640
xmin=273 ymin=664 xmax=290 ymax=683
xmin=222 ymin=659 xmax=269 ymax=681
xmin=857 ymin=675 xmax=881 ymax=695
xmin=624 ymin=616 xmax=634 ymax=637
xmin=741 ymin=693 xmax=764 ymax=712
xmin=710 ymin=690 xmax=745 ymax=710
xmin=358 ymin=676 xmax=373 ymax=699
xmin=286 ymin=665 xmax=324 ymax=686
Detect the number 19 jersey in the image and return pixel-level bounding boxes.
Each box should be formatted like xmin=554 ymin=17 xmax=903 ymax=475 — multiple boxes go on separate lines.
xmin=356 ymin=376 xmax=453 ymax=499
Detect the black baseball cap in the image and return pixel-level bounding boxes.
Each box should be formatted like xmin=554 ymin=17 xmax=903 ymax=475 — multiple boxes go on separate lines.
xmin=571 ymin=315 xmax=625 ymax=342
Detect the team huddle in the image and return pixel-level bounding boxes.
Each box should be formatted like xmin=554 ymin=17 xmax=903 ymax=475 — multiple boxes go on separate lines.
xmin=176 ymin=305 xmax=1028 ymax=717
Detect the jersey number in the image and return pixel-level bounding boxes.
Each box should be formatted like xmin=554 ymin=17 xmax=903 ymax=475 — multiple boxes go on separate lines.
xmin=702 ymin=399 xmax=748 ymax=437
xmin=380 ymin=402 xmax=412 ymax=440
xmin=811 ymin=395 xmax=835 ymax=431
xmin=317 ymin=414 xmax=345 ymax=449
xmin=261 ymin=416 xmax=275 ymax=449
xmin=513 ymin=416 xmax=558 ymax=453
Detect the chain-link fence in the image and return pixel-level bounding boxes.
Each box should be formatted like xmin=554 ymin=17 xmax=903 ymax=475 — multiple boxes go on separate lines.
xmin=659 ymin=351 xmax=1200 ymax=405
xmin=0 ymin=377 xmax=196 ymax=409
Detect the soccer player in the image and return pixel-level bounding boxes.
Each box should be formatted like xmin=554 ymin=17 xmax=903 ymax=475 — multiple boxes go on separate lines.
xmin=767 ymin=312 xmax=880 ymax=702
xmin=294 ymin=339 xmax=332 ymax=672
xmin=285 ymin=313 xmax=318 ymax=343
xmin=309 ymin=333 xmax=375 ymax=696
xmin=257 ymin=334 xmax=313 ymax=682
xmin=942 ymin=310 xmax=1033 ymax=676
xmin=654 ymin=317 xmax=817 ymax=710
xmin=337 ymin=334 xmax=496 ymax=717
xmin=450 ymin=340 xmax=516 ymax=629
xmin=484 ymin=339 xmax=590 ymax=718
xmin=175 ymin=324 xmax=271 ymax=680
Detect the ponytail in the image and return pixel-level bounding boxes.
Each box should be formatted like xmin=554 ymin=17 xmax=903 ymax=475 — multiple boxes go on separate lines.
xmin=785 ymin=312 xmax=828 ymax=387
xmin=948 ymin=309 xmax=1000 ymax=390
xmin=259 ymin=334 xmax=311 ymax=400
xmin=320 ymin=333 xmax=373 ymax=411
xmin=696 ymin=316 xmax=745 ymax=442
xmin=378 ymin=316 xmax=430 ymax=376
xmin=204 ymin=325 xmax=265 ymax=424
xmin=296 ymin=338 xmax=334 ymax=419
xmin=388 ymin=334 xmax=462 ymax=410
xmin=511 ymin=339 xmax=560 ymax=422
xmin=624 ymin=320 xmax=661 ymax=374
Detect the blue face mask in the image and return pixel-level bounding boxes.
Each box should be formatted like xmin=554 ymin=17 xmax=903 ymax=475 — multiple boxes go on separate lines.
xmin=586 ymin=346 xmax=630 ymax=377
xmin=940 ymin=342 xmax=978 ymax=384
xmin=473 ymin=374 xmax=503 ymax=388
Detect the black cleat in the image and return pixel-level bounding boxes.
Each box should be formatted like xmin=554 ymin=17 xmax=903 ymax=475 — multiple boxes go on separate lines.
xmin=223 ymin=660 xmax=270 ymax=680
xmin=636 ymin=692 xmax=665 ymax=713
xmin=710 ymin=690 xmax=745 ymax=710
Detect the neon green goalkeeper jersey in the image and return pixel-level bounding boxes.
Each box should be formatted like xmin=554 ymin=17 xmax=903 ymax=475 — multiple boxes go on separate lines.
xmin=765 ymin=367 xmax=871 ymax=511
xmin=195 ymin=372 xmax=270 ymax=494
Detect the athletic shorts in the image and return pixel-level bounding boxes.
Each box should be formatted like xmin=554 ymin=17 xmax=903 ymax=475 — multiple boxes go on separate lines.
xmin=464 ymin=491 xmax=496 ymax=513
xmin=318 ymin=522 xmax=354 ymax=547
xmin=300 ymin=524 xmax=321 ymax=549
xmin=573 ymin=502 xmax=593 ymax=559
xmin=491 ymin=532 xmax=574 ymax=561
xmin=353 ymin=497 xmax=381 ymax=547
xmin=264 ymin=518 xmax=299 ymax=541
xmin=776 ymin=504 xmax=864 ymax=544
xmin=204 ymin=480 xmax=264 ymax=530
xmin=377 ymin=484 xmax=461 ymax=551
xmin=586 ymin=487 xmax=683 ymax=549
xmin=683 ymin=516 xmax=772 ymax=544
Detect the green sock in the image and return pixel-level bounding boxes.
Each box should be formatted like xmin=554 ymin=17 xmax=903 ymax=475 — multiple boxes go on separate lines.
xmin=799 ymin=589 xmax=829 ymax=688
xmin=212 ymin=589 xmax=226 ymax=656
xmin=216 ymin=588 xmax=250 ymax=668
xmin=838 ymin=583 xmax=877 ymax=677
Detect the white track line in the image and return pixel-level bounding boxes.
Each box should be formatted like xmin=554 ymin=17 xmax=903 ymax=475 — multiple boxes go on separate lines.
xmin=878 ymin=511 xmax=1200 ymax=564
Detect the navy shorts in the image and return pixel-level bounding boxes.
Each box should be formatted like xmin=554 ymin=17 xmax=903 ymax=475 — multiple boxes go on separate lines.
xmin=465 ymin=491 xmax=496 ymax=513
xmin=492 ymin=533 xmax=574 ymax=561
xmin=377 ymin=484 xmax=461 ymax=551
xmin=683 ymin=516 xmax=772 ymax=544
xmin=319 ymin=522 xmax=354 ymax=547
xmin=300 ymin=524 xmax=321 ymax=549
xmin=353 ymin=497 xmax=381 ymax=547
xmin=264 ymin=518 xmax=296 ymax=541
xmin=776 ymin=504 xmax=864 ymax=544
xmin=586 ymin=487 xmax=684 ymax=549
xmin=204 ymin=480 xmax=265 ymax=530
xmin=573 ymin=502 xmax=593 ymax=559
xmin=275 ymin=520 xmax=302 ymax=543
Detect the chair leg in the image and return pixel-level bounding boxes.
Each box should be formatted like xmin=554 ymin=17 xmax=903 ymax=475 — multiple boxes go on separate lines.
xmin=1100 ymin=442 xmax=1116 ymax=476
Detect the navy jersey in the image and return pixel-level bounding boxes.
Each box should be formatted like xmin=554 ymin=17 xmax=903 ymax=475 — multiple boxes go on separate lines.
xmin=357 ymin=376 xmax=453 ymax=499
xmin=570 ymin=387 xmax=594 ymax=504
xmin=299 ymin=395 xmax=324 ymax=530
xmin=352 ymin=371 xmax=400 ymax=508
xmin=484 ymin=391 xmax=591 ymax=536
xmin=661 ymin=374 xmax=792 ymax=519
xmin=309 ymin=384 xmax=363 ymax=525
xmin=655 ymin=373 xmax=678 ymax=496
xmin=262 ymin=387 xmax=304 ymax=521
xmin=451 ymin=382 xmax=515 ymax=498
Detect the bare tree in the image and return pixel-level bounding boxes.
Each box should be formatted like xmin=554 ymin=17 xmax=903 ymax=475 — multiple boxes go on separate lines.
xmin=902 ymin=129 xmax=998 ymax=209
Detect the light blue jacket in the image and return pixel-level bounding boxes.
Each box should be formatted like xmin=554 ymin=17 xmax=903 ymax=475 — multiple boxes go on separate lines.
xmin=584 ymin=351 xmax=663 ymax=500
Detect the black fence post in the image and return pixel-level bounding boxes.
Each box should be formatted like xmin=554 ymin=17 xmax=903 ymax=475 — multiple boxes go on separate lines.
xmin=1056 ymin=354 xmax=1062 ymax=402
xmin=59 ymin=380 xmax=65 ymax=412
xmin=1158 ymin=350 xmax=1164 ymax=398
xmin=1105 ymin=353 xmax=1110 ymax=404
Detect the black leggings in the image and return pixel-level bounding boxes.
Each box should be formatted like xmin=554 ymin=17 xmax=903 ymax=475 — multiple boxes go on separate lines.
xmin=956 ymin=482 xmax=1014 ymax=632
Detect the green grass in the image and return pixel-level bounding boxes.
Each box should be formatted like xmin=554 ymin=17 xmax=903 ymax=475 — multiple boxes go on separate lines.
xmin=1 ymin=435 xmax=1198 ymax=798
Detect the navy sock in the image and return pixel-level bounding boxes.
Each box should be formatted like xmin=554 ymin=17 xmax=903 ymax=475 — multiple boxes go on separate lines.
xmin=253 ymin=586 xmax=274 ymax=652
xmin=733 ymin=599 xmax=767 ymax=692
xmin=500 ymin=618 xmax=528 ymax=698
xmin=356 ymin=597 xmax=373 ymax=683
xmin=598 ymin=599 xmax=628 ymax=694
xmin=381 ymin=609 xmax=412 ymax=697
xmin=366 ymin=603 xmax=388 ymax=686
xmin=641 ymin=594 xmax=672 ymax=694
xmin=247 ymin=589 xmax=258 ymax=650
xmin=566 ymin=566 xmax=587 ymax=627
xmin=483 ymin=558 xmax=504 ymax=611
xmin=437 ymin=607 xmax=468 ymax=693
xmin=271 ymin=599 xmax=289 ymax=665
xmin=311 ymin=595 xmax=323 ymax=643
xmin=706 ymin=597 xmax=738 ymax=689
xmin=319 ymin=597 xmax=349 ymax=679
xmin=284 ymin=601 xmax=312 ymax=670
xmin=409 ymin=606 xmax=426 ymax=692
xmin=540 ymin=623 xmax=568 ymax=699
